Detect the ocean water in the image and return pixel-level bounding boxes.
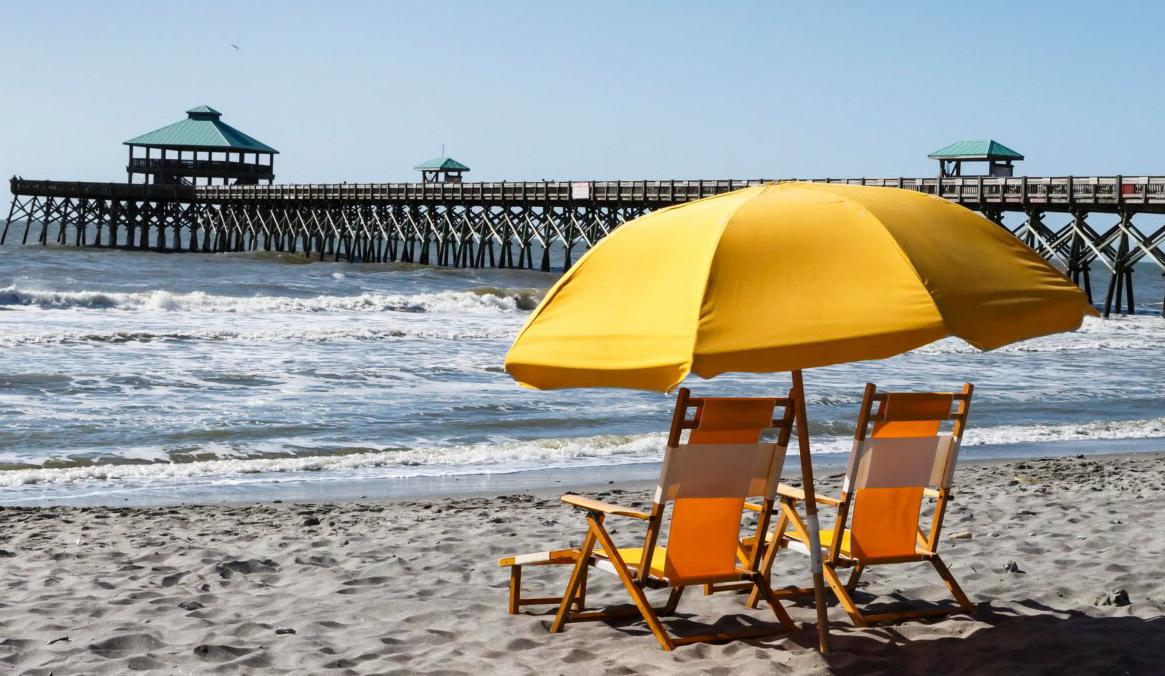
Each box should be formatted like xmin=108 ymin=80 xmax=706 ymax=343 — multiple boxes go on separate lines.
xmin=1 ymin=245 xmax=1163 ymax=505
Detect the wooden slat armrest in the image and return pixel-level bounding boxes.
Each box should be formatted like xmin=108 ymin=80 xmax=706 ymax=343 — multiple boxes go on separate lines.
xmin=497 ymin=549 xmax=577 ymax=567
xmin=561 ymin=494 xmax=650 ymax=520
xmin=777 ymin=484 xmax=842 ymax=506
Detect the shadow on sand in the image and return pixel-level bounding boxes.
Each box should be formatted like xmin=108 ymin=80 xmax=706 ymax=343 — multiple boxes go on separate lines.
xmin=791 ymin=600 xmax=1163 ymax=674
xmin=572 ymin=596 xmax=1162 ymax=674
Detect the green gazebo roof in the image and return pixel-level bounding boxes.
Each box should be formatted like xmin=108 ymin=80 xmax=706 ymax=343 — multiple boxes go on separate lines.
xmin=928 ymin=140 xmax=1023 ymax=161
xmin=124 ymin=106 xmax=278 ymax=153
xmin=414 ymin=157 xmax=470 ymax=171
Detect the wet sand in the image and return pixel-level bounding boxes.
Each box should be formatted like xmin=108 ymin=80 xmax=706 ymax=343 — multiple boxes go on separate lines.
xmin=1 ymin=452 xmax=1163 ymax=674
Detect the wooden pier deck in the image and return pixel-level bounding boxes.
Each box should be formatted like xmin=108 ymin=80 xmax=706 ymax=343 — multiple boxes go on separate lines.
xmin=5 ymin=175 xmax=1165 ymax=316
xmin=11 ymin=175 xmax=1165 ymax=211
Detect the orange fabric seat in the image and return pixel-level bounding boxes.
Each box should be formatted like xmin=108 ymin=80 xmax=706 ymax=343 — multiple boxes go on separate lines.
xmin=595 ymin=546 xmax=670 ymax=580
xmin=784 ymin=528 xmax=854 ymax=558
xmin=595 ymin=545 xmax=749 ymax=584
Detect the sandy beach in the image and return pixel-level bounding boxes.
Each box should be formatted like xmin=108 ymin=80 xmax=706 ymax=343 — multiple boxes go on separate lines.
xmin=5 ymin=3 xmax=1165 ymax=675
xmin=0 ymin=452 xmax=1162 ymax=674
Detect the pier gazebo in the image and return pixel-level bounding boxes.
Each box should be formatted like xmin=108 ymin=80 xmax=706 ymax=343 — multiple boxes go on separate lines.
xmin=929 ymin=140 xmax=1023 ymax=178
xmin=124 ymin=106 xmax=278 ymax=186
xmin=414 ymin=156 xmax=469 ymax=183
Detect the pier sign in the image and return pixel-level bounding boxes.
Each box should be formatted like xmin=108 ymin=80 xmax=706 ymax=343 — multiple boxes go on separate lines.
xmin=571 ymin=182 xmax=590 ymax=199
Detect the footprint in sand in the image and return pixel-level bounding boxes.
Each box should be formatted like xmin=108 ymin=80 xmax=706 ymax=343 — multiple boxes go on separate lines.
xmin=192 ymin=644 xmax=254 ymax=663
xmin=88 ymin=633 xmax=165 ymax=658
xmin=504 ymin=638 xmax=538 ymax=651
xmin=215 ymin=559 xmax=279 ymax=578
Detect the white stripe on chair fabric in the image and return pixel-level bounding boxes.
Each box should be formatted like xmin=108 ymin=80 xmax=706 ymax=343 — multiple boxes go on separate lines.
xmin=843 ymin=436 xmax=957 ymax=492
xmin=511 ymin=551 xmax=554 ymax=565
xmin=656 ymin=443 xmax=787 ymax=503
xmin=937 ymin=437 xmax=962 ymax=488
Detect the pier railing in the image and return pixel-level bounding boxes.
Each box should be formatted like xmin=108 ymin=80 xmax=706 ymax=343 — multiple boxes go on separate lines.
xmin=128 ymin=158 xmax=273 ymax=181
xmin=11 ymin=175 xmax=1165 ymax=211
xmin=191 ymin=176 xmax=1165 ymax=210
xmin=194 ymin=179 xmax=770 ymax=204
xmin=9 ymin=179 xmax=195 ymax=201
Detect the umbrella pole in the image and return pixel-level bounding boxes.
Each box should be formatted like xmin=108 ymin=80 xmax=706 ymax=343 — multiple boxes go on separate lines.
xmin=791 ymin=369 xmax=830 ymax=653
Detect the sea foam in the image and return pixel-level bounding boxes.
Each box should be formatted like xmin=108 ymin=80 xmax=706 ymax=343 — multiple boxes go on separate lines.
xmin=0 ymin=325 xmax=516 ymax=347
xmin=2 ymin=417 xmax=1163 ymax=490
xmin=0 ymin=286 xmax=539 ymax=315
xmin=915 ymin=315 xmax=1165 ymax=354
xmin=0 ymin=433 xmax=666 ymax=487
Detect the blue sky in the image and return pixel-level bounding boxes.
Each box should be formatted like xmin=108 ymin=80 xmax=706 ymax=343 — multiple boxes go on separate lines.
xmin=2 ymin=1 xmax=1164 ymax=201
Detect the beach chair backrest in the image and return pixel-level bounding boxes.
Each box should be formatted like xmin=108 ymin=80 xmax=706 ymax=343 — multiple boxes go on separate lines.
xmin=843 ymin=385 xmax=972 ymax=560
xmin=646 ymin=391 xmax=792 ymax=582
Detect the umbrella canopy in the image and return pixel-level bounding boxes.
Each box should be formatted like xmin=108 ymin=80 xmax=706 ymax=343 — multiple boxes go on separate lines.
xmin=505 ymin=182 xmax=1094 ymax=391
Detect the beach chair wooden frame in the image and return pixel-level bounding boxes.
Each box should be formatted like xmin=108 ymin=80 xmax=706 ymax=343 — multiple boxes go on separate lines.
xmin=745 ymin=383 xmax=975 ymax=627
xmin=500 ymin=388 xmax=799 ymax=651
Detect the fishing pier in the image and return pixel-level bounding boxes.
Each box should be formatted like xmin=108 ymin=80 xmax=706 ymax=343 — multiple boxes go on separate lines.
xmin=3 ymin=110 xmax=1164 ymax=317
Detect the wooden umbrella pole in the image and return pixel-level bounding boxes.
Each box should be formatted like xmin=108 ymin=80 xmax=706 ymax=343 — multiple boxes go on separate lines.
xmin=791 ymin=369 xmax=830 ymax=653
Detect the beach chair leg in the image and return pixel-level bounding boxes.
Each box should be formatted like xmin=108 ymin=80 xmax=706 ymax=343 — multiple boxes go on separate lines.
xmin=550 ymin=528 xmax=597 ymax=634
xmin=587 ymin=514 xmax=675 ymax=651
xmin=736 ymin=540 xmax=754 ymax=568
xmin=508 ymin=565 xmax=522 ymax=614
xmin=754 ymin=573 xmax=797 ymax=632
xmin=663 ymin=586 xmax=684 ymax=615
xmin=823 ymin=564 xmax=865 ymax=627
xmin=747 ymin=509 xmax=789 ymax=609
xmin=845 ymin=564 xmax=864 ymax=592
xmin=930 ymin=555 xmax=974 ymax=613
xmin=574 ymin=564 xmax=588 ymax=611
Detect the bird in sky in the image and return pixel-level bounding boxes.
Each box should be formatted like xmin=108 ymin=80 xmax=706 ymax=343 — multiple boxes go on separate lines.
xmin=231 ymin=44 xmax=240 ymax=50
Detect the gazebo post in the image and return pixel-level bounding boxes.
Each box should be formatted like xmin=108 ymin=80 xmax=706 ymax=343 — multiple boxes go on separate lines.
xmin=791 ymin=369 xmax=830 ymax=653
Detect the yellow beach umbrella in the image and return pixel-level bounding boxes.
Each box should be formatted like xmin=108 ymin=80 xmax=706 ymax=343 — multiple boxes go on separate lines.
xmin=506 ymin=182 xmax=1092 ymax=391
xmin=503 ymin=182 xmax=1094 ymax=651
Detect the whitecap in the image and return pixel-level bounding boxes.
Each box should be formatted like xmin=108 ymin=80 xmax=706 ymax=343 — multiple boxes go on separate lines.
xmin=0 ymin=286 xmax=537 ymax=316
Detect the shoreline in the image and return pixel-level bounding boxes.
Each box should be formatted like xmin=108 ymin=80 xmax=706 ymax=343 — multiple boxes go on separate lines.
xmin=2 ymin=437 xmax=1164 ymax=508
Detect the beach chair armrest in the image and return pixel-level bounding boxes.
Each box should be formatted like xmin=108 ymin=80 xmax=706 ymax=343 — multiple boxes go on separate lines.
xmin=561 ymin=494 xmax=650 ymax=520
xmin=923 ymin=487 xmax=942 ymax=499
xmin=777 ymin=484 xmax=841 ymax=506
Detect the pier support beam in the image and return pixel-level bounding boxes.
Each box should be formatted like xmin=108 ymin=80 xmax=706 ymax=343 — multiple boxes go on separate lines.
xmin=1066 ymin=211 xmax=1094 ymax=303
xmin=1103 ymin=213 xmax=1134 ymax=317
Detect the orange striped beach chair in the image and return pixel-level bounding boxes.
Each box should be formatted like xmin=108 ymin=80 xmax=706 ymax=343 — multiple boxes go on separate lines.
xmin=745 ymin=383 xmax=975 ymax=626
xmin=498 ymin=388 xmax=799 ymax=650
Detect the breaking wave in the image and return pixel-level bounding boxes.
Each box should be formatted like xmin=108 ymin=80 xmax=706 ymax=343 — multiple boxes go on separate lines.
xmin=963 ymin=416 xmax=1165 ymax=447
xmin=0 ymin=326 xmax=515 ymax=347
xmin=914 ymin=315 xmax=1165 ymax=354
xmin=0 ymin=286 xmax=542 ymax=315
xmin=2 ymin=416 xmax=1163 ymax=490
xmin=0 ymin=434 xmax=666 ymax=487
